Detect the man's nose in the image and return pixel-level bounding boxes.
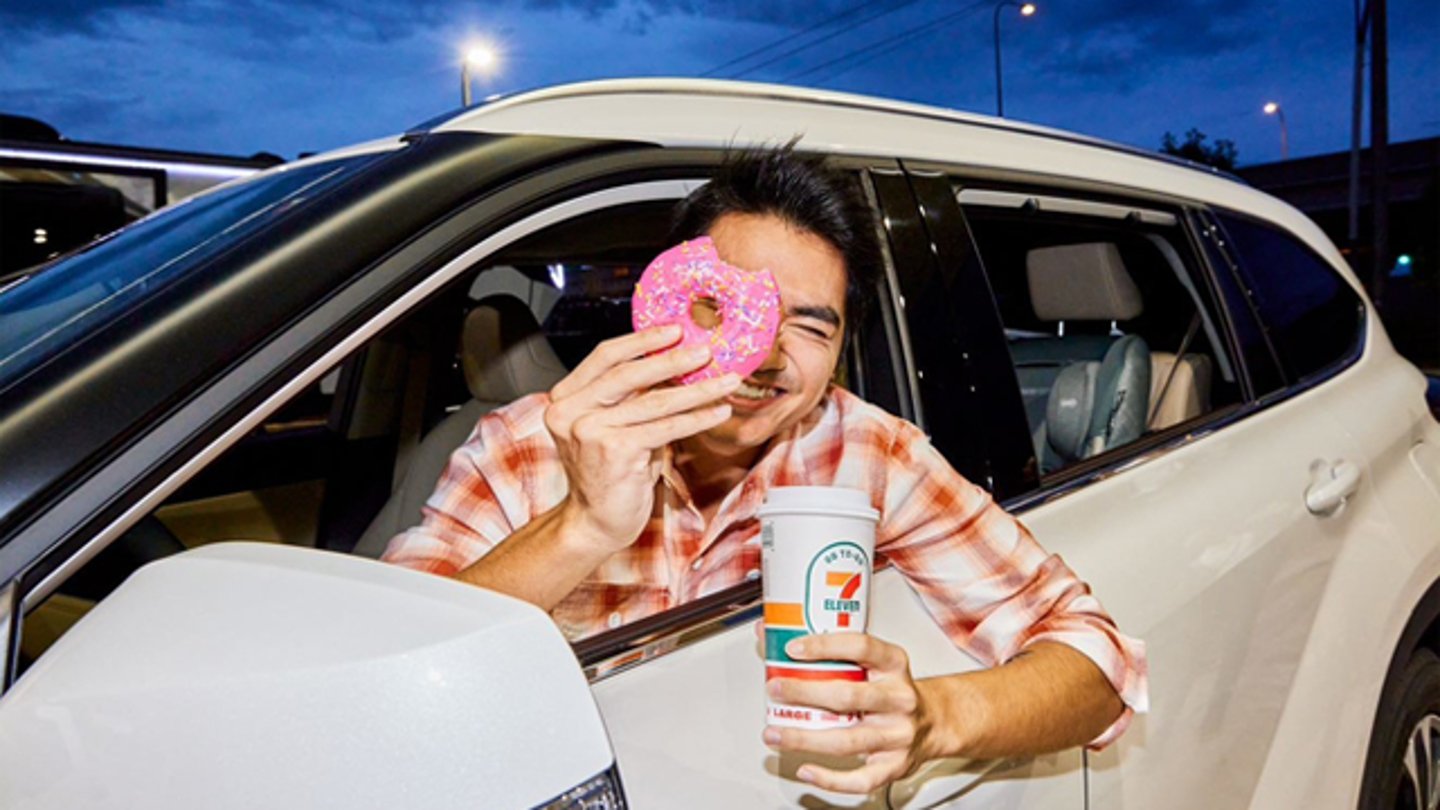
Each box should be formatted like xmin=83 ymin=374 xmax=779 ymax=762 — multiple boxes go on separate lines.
xmin=752 ymin=336 xmax=787 ymax=376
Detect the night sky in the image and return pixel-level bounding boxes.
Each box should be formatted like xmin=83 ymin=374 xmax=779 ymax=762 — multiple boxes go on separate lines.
xmin=2 ymin=0 xmax=1436 ymax=166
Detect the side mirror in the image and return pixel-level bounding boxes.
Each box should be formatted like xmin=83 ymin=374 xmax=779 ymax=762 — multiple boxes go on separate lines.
xmin=0 ymin=543 xmax=622 ymax=809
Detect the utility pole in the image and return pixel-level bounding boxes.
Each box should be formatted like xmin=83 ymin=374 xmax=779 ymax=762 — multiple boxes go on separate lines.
xmin=1370 ymin=0 xmax=1390 ymax=306
xmin=1348 ymin=0 xmax=1369 ymax=248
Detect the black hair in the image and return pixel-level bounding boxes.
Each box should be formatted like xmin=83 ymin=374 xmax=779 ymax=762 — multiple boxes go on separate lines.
xmin=669 ymin=143 xmax=882 ymax=330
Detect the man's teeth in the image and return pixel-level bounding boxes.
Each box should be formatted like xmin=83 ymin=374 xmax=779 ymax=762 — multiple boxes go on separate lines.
xmin=735 ymin=382 xmax=782 ymax=400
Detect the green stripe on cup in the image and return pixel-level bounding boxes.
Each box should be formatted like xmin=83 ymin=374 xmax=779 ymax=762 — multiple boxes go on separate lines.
xmin=765 ymin=627 xmax=808 ymax=663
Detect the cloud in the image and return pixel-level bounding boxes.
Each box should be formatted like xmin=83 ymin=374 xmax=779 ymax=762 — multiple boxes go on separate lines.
xmin=0 ymin=0 xmax=167 ymax=36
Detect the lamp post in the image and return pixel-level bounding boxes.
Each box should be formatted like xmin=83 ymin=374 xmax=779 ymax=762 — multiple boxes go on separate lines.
xmin=1263 ymin=101 xmax=1289 ymax=160
xmin=992 ymin=2 xmax=1036 ymax=118
xmin=461 ymin=43 xmax=498 ymax=107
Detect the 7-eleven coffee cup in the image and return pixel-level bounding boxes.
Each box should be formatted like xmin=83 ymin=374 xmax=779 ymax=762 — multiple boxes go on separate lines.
xmin=759 ymin=486 xmax=879 ymax=730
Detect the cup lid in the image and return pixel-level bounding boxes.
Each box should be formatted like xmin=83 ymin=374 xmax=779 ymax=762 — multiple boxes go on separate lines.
xmin=757 ymin=486 xmax=879 ymax=521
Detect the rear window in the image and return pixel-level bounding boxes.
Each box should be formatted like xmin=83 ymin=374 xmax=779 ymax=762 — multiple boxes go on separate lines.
xmin=1213 ymin=212 xmax=1365 ymax=384
xmin=0 ymin=157 xmax=373 ymax=393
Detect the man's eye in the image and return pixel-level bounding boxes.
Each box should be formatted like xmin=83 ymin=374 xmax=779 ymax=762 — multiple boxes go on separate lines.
xmin=789 ymin=323 xmax=832 ymax=339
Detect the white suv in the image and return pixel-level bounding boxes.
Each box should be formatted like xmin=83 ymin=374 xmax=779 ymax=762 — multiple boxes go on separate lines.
xmin=0 ymin=79 xmax=1437 ymax=810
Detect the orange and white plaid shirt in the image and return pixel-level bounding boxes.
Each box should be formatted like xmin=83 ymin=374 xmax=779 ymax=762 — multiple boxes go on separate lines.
xmin=383 ymin=385 xmax=1147 ymax=746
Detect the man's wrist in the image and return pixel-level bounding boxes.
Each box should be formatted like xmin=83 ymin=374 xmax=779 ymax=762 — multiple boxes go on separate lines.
xmin=555 ymin=497 xmax=629 ymax=558
xmin=915 ymin=674 xmax=989 ymax=761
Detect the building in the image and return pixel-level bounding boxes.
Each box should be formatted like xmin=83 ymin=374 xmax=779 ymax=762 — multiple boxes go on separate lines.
xmin=0 ymin=114 xmax=281 ymax=279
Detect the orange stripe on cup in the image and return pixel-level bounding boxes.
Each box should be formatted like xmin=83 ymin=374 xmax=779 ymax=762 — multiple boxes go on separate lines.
xmin=764 ymin=602 xmax=804 ymax=627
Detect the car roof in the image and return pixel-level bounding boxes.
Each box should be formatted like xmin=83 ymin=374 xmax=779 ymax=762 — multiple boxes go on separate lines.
xmin=427 ymin=78 xmax=1355 ymax=284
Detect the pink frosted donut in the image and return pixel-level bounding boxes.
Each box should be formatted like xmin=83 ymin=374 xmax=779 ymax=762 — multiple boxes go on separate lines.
xmin=631 ymin=237 xmax=782 ymax=385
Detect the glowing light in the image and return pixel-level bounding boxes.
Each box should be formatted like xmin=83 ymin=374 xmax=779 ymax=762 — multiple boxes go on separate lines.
xmin=0 ymin=147 xmax=260 ymax=180
xmin=464 ymin=42 xmax=499 ymax=72
xmin=1020 ymin=3 xmax=1037 ymax=15
xmin=1263 ymin=102 xmax=1280 ymax=115
xmin=548 ymin=263 xmax=566 ymax=290
xmin=1398 ymin=254 xmax=1413 ymax=266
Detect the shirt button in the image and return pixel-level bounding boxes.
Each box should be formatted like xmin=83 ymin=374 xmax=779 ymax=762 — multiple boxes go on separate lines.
xmin=691 ymin=559 xmax=703 ymax=571
xmin=745 ymin=569 xmax=760 ymax=581
xmin=608 ymin=612 xmax=622 ymax=629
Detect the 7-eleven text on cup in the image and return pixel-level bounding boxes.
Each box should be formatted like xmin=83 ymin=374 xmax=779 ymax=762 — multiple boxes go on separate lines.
xmin=824 ymin=571 xmax=863 ymax=627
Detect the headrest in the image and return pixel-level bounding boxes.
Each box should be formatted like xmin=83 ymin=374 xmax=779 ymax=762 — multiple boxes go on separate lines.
xmin=1026 ymin=243 xmax=1143 ymax=322
xmin=461 ymin=296 xmax=568 ymax=404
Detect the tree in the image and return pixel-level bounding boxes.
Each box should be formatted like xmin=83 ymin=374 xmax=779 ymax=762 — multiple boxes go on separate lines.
xmin=1160 ymin=128 xmax=1239 ymax=171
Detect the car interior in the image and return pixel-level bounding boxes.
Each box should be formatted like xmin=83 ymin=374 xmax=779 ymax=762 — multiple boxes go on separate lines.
xmin=958 ymin=187 xmax=1242 ymax=477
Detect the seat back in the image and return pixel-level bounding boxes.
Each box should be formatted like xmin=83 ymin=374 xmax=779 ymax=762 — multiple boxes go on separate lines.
xmin=353 ymin=296 xmax=566 ymax=558
xmin=1147 ymin=351 xmax=1213 ymax=430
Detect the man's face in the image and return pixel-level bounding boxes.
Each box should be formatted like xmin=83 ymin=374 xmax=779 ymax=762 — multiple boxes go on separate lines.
xmin=692 ymin=211 xmax=848 ymax=454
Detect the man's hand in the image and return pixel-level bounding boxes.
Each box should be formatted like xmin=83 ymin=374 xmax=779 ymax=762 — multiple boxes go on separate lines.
xmin=544 ymin=325 xmax=741 ymax=551
xmin=762 ymin=633 xmax=945 ymax=794
xmin=762 ymin=632 xmax=1127 ymax=795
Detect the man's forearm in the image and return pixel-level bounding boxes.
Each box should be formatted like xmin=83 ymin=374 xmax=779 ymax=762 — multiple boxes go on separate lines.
xmin=453 ymin=499 xmax=613 ymax=611
xmin=918 ymin=641 xmax=1125 ymax=761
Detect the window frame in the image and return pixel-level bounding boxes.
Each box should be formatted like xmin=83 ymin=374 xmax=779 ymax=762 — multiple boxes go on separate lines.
xmin=896 ymin=161 xmax=1259 ymax=510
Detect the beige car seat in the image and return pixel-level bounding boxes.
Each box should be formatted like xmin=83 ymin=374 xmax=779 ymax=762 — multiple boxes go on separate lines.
xmin=353 ymin=295 xmax=566 ymax=558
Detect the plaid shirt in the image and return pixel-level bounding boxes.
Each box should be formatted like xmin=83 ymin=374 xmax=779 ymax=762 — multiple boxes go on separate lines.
xmin=383 ymin=385 xmax=1147 ymax=746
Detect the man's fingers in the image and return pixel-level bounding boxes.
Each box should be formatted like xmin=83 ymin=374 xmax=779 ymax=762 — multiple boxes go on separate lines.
xmin=764 ymin=722 xmax=909 ymax=758
xmin=617 ymin=402 xmax=733 ymax=448
xmin=551 ymin=326 xmax=681 ymax=400
xmin=793 ymin=752 xmax=908 ymax=795
xmin=786 ymin=633 xmax=910 ymax=675
xmin=767 ymin=677 xmax=914 ymax=715
xmin=599 ymin=373 xmax=740 ymax=427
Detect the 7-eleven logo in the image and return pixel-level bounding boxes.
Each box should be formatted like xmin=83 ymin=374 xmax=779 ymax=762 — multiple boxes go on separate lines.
xmin=803 ymin=541 xmax=870 ymax=633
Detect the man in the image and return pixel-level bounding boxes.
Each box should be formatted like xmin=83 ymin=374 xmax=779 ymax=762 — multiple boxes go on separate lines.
xmin=383 ymin=147 xmax=1147 ymax=794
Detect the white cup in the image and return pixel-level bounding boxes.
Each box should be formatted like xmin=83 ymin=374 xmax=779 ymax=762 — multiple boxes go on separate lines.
xmin=759 ymin=486 xmax=879 ymax=730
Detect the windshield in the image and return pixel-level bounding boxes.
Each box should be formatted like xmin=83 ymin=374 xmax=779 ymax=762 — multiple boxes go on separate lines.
xmin=0 ymin=156 xmax=374 ymax=393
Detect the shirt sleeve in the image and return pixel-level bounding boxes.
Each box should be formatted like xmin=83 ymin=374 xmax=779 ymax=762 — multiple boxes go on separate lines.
xmin=876 ymin=422 xmax=1148 ymax=749
xmin=379 ymin=408 xmax=530 ymax=577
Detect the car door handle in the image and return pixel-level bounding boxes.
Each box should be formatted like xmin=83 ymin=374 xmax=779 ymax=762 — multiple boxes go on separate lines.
xmin=1306 ymin=459 xmax=1362 ymax=516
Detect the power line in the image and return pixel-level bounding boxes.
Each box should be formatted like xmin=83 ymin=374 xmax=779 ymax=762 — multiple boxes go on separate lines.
xmin=781 ymin=1 xmax=990 ymax=83
xmin=726 ymin=0 xmax=932 ymax=81
xmin=701 ymin=2 xmax=876 ymax=78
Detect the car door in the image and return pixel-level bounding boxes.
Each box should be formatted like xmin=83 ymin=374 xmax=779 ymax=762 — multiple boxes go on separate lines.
xmin=899 ymin=165 xmax=1378 ymax=808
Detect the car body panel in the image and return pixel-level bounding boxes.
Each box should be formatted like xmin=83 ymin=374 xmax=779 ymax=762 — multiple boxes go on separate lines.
xmin=1245 ymin=329 xmax=1440 ymax=807
xmin=590 ymin=567 xmax=1084 ymax=808
xmin=0 ymin=543 xmax=615 ymax=810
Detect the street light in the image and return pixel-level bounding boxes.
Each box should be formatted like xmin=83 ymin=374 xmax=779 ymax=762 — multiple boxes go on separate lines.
xmin=461 ymin=42 xmax=499 ymax=107
xmin=1263 ymin=101 xmax=1289 ymax=160
xmin=993 ymin=2 xmax=1037 ymax=118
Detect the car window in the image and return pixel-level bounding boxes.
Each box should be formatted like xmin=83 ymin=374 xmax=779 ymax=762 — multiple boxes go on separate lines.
xmin=0 ymin=157 xmax=373 ymax=395
xmin=14 ymin=181 xmax=884 ymax=674
xmin=1211 ymin=211 xmax=1365 ymax=387
xmin=958 ymin=187 xmax=1243 ymax=480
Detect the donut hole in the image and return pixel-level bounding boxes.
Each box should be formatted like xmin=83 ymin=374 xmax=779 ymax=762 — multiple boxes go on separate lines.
xmin=690 ymin=297 xmax=723 ymax=330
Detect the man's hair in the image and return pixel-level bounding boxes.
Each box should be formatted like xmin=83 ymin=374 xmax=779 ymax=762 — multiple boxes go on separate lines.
xmin=669 ymin=144 xmax=882 ymax=329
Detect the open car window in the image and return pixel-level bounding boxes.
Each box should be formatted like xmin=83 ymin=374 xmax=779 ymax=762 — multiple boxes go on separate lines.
xmin=15 ymin=169 xmax=890 ymax=678
xmin=957 ymin=186 xmax=1244 ymax=482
